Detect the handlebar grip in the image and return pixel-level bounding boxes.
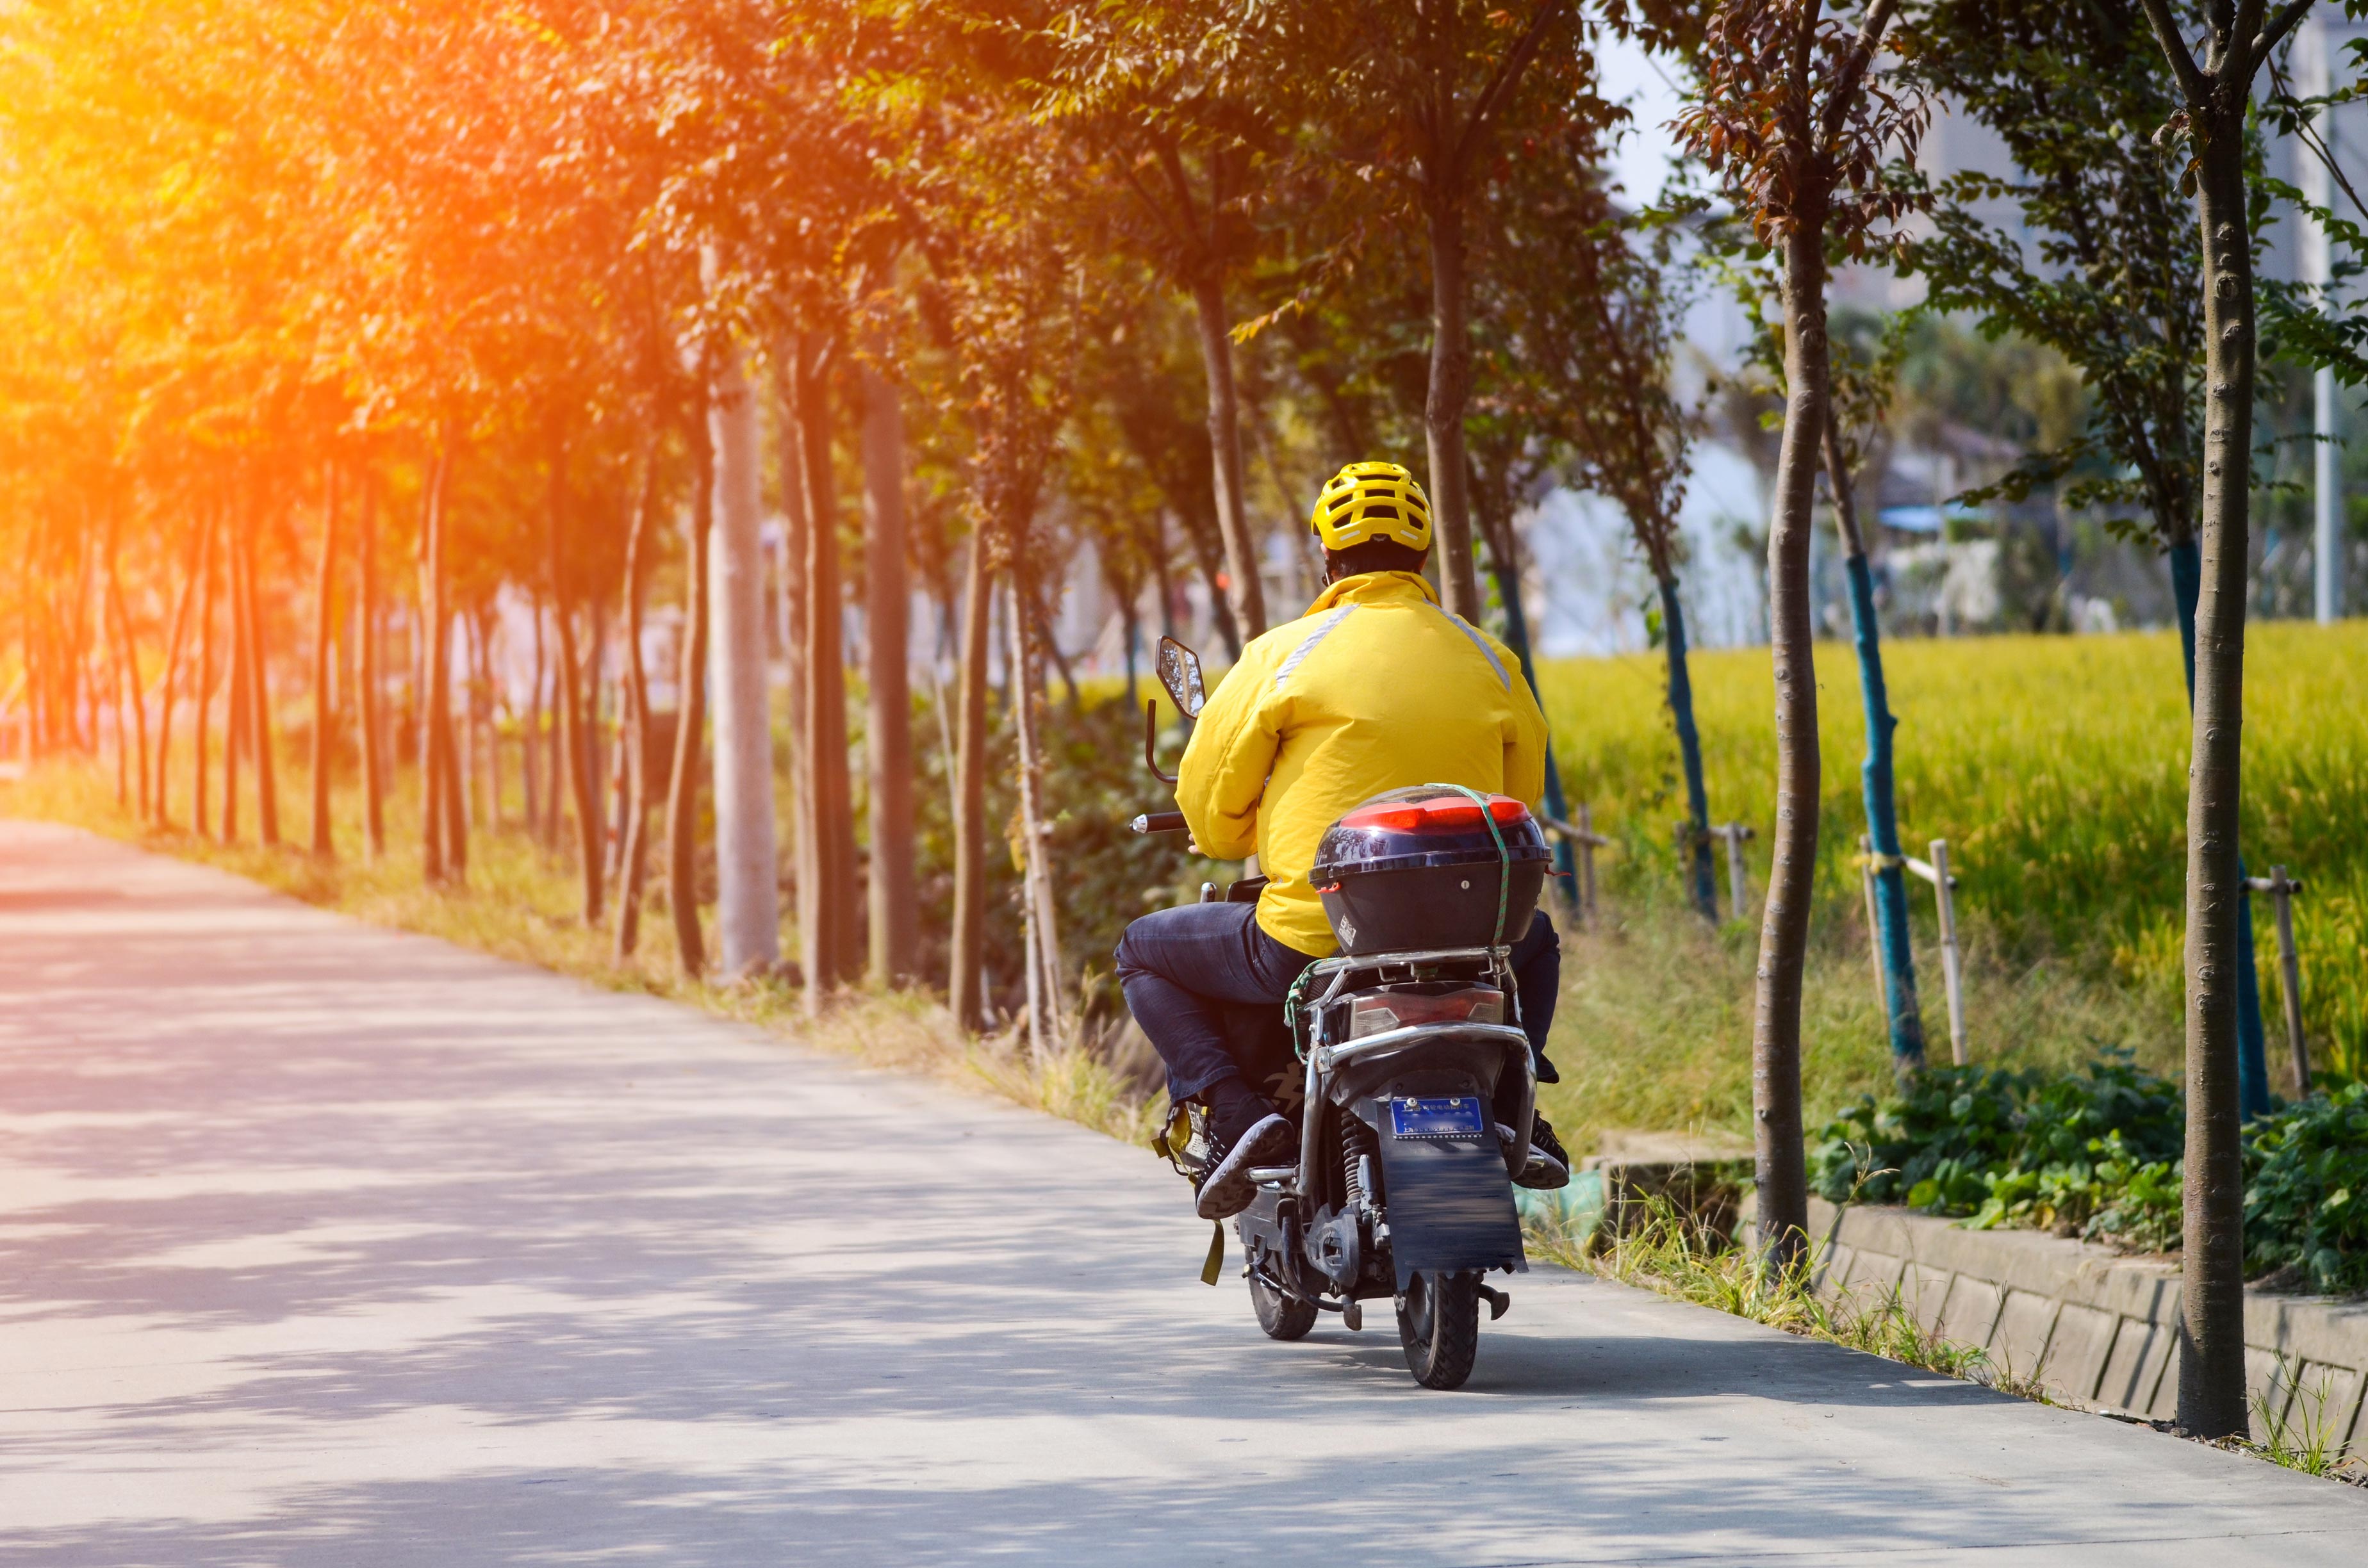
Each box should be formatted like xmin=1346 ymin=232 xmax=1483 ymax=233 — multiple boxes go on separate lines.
xmin=1130 ymin=811 xmax=1188 ymax=835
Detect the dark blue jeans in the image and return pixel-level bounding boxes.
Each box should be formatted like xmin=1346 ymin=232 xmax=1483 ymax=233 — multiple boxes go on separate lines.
xmin=1114 ymin=902 xmax=1561 ymax=1110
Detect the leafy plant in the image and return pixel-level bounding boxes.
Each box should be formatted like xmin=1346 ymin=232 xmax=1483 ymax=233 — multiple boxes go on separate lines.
xmin=1810 ymin=1052 xmax=2185 ymax=1246
xmin=2243 ymin=1083 xmax=2368 ymax=1294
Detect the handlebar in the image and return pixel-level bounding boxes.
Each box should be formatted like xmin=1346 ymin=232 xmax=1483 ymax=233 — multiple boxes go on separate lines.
xmin=1130 ymin=810 xmax=1188 ymax=835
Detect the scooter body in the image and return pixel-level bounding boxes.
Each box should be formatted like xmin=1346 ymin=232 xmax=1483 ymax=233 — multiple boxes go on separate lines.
xmin=1137 ymin=635 xmax=1539 ymax=1389
xmin=1229 ymin=943 xmax=1533 ymax=1387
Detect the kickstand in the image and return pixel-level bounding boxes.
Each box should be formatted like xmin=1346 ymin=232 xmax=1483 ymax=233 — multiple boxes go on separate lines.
xmin=1476 ymin=1284 xmax=1511 ymax=1321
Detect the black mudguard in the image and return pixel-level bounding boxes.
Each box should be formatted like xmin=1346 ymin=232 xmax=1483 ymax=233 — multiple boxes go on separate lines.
xmin=1367 ymin=1075 xmax=1525 ymax=1291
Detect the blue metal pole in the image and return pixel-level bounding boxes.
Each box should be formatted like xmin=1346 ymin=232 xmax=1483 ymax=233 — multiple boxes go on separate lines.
xmin=1843 ymin=551 xmax=1928 ymax=1072
xmin=2169 ymin=534 xmax=2271 ymax=1116
xmin=1657 ymin=576 xmax=1718 ymax=921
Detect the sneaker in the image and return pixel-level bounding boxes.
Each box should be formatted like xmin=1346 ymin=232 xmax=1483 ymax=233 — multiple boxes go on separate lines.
xmin=1501 ymin=1113 xmax=1571 ymax=1190
xmin=1196 ymin=1091 xmax=1297 ymax=1221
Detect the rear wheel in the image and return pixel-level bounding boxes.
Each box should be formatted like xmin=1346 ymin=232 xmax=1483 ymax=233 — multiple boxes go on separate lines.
xmin=1396 ymin=1270 xmax=1480 ymax=1389
xmin=1249 ymin=1270 xmax=1318 ymax=1341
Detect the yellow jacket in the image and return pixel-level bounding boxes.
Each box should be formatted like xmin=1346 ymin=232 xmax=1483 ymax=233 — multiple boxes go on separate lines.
xmin=1176 ymin=571 xmax=1551 ymax=956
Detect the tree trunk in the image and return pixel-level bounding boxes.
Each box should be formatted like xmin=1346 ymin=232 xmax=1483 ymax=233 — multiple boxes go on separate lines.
xmin=1421 ymin=192 xmax=1483 ymax=621
xmin=1480 ymin=530 xmax=1578 ymax=906
xmin=1657 ymin=576 xmax=1717 ymax=920
xmin=705 ymin=343 xmax=780 ymax=976
xmin=152 ymin=523 xmax=201 ymax=828
xmin=113 ymin=562 xmax=149 ymax=821
xmin=193 ymin=506 xmax=218 ymax=838
xmin=1824 ymin=420 xmax=1924 ymax=1068
xmin=862 ymin=362 xmax=920 ymax=986
xmin=1008 ymin=575 xmax=1065 ymax=1059
xmin=613 ymin=451 xmax=657 ymax=962
xmin=2176 ymin=117 xmax=2257 ymax=1443
xmin=422 ymin=445 xmax=455 ymax=885
xmin=602 ymin=655 xmax=631 ymax=888
xmin=1032 ymin=576 xmax=1082 ymax=712
xmin=948 ymin=535 xmax=994 ymax=1031
xmin=795 ymin=339 xmax=860 ymax=1001
xmin=222 ymin=510 xmax=247 ymax=845
xmin=101 ymin=513 xmax=130 ymax=811
xmin=541 ymin=607 xmax=564 ymax=849
xmin=1752 ymin=222 xmax=1830 ymax=1274
xmin=545 ymin=433 xmax=605 ymax=923
xmin=523 ymin=600 xmax=545 ymax=839
xmin=2163 ymin=530 xmax=2272 ymax=1117
xmin=440 ymin=658 xmax=468 ymax=879
xmin=310 ymin=465 xmax=341 ymax=859
xmin=242 ymin=502 xmax=279 ymax=847
xmin=358 ymin=471 xmax=386 ymax=860
xmin=666 ymin=404 xmax=716 ymax=977
xmin=475 ymin=605 xmax=502 ymax=831
xmin=65 ymin=518 xmax=95 ymax=755
xmin=778 ymin=356 xmax=814 ymax=979
xmin=1188 ymin=275 xmax=1267 ymax=641
xmin=1180 ymin=509 xmax=1243 ymax=659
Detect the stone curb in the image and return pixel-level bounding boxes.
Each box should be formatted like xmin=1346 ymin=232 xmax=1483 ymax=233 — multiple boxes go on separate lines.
xmin=1805 ymin=1198 xmax=2368 ymax=1453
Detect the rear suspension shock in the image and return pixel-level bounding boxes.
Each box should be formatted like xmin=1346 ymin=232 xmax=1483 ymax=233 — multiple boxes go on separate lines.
xmin=1342 ymin=1116 xmax=1379 ymax=1211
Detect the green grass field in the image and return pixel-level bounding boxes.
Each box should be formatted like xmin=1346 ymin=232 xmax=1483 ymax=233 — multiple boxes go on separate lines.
xmin=1525 ymin=622 xmax=2368 ymax=1150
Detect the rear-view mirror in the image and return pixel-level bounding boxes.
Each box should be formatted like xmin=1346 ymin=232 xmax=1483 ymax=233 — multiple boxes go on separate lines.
xmin=1156 ymin=636 xmax=1205 ymax=719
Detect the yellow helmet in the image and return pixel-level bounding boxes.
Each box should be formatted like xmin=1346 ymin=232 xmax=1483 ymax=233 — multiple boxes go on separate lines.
xmin=1308 ymin=461 xmax=1433 ymax=551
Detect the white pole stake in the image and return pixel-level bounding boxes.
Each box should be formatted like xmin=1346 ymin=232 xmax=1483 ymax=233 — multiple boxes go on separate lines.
xmin=1542 ymin=808 xmax=1611 ymax=928
xmin=2248 ymin=866 xmax=2310 ymax=1093
xmin=1929 ymin=838 xmax=1967 ymax=1066
xmin=1577 ymin=802 xmax=1599 ymax=924
xmin=1716 ymin=823 xmax=1755 ymax=924
xmin=1859 ymin=833 xmax=1885 ymax=1012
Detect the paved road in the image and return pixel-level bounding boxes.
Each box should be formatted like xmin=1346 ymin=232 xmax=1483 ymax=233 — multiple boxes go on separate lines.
xmin=1 ymin=820 xmax=2362 ymax=1565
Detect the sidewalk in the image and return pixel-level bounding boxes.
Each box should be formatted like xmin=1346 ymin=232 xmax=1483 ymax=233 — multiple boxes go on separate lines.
xmin=0 ymin=819 xmax=2360 ymax=1565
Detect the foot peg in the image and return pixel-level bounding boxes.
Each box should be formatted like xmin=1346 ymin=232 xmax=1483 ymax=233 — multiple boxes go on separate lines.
xmin=1476 ymin=1284 xmax=1511 ymax=1321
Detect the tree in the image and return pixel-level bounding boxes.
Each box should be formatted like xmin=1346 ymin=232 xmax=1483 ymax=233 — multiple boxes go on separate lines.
xmin=357 ymin=471 xmax=387 ymax=860
xmin=667 ymin=399 xmax=715 ymax=978
xmin=2132 ymin=0 xmax=2323 ymax=1444
xmin=308 ymin=466 xmax=340 ymax=859
xmin=1470 ymin=127 xmax=1713 ymax=920
xmin=420 ymin=445 xmax=463 ymax=885
xmin=1036 ymin=0 xmax=1296 ymax=641
xmin=784 ymin=336 xmax=862 ymax=1000
xmin=1821 ymin=320 xmax=1926 ymax=1068
xmin=1677 ymin=0 xmax=1927 ymax=1270
xmin=1902 ymin=0 xmax=2274 ymax=1109
xmin=612 ymin=440 xmax=661 ymax=963
xmin=1300 ymin=0 xmax=1591 ymax=621
xmin=705 ymin=334 xmax=781 ymax=978
xmin=907 ymin=101 xmax=1084 ymax=1031
xmin=861 ymin=355 xmax=922 ymax=986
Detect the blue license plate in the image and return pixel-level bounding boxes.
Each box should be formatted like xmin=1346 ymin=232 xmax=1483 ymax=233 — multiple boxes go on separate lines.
xmin=1388 ymin=1095 xmax=1488 ymax=1140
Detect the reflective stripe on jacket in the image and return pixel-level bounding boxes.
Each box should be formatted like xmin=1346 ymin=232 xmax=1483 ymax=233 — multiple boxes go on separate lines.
xmin=1175 ymin=570 xmax=1550 ymax=957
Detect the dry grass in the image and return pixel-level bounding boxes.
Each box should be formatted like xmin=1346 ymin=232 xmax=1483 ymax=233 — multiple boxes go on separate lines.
xmin=1533 ymin=881 xmax=2162 ymax=1161
xmin=1526 ymin=1194 xmax=1996 ymax=1384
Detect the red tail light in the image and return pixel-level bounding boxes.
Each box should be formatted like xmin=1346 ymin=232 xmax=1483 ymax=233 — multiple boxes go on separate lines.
xmin=1339 ymin=794 xmax=1531 ymax=834
xmin=1349 ymin=987 xmax=1505 ymax=1038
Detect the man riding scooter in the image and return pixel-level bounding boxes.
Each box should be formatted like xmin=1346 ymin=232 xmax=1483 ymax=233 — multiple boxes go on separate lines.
xmin=1115 ymin=461 xmax=1572 ymax=1222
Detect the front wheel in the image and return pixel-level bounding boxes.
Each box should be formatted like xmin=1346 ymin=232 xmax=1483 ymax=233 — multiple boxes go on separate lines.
xmin=1249 ymin=1270 xmax=1317 ymax=1341
xmin=1396 ymin=1270 xmax=1480 ymax=1389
